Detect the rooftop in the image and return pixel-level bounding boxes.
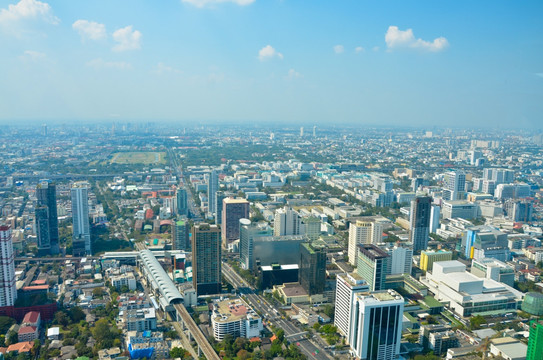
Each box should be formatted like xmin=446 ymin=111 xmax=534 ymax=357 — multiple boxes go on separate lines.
xmin=213 ymin=298 xmax=259 ymax=323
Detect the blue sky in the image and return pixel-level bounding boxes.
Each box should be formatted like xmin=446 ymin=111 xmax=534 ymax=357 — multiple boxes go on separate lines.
xmin=0 ymin=0 xmax=542 ymax=128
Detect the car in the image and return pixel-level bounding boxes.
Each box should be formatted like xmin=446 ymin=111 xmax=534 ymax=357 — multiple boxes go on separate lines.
xmin=296 ymin=342 xmax=300 ymax=346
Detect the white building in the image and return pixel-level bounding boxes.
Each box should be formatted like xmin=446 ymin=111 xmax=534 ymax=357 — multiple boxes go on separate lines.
xmin=380 ymin=242 xmax=413 ymax=275
xmin=348 ymin=219 xmax=383 ymax=266
xmin=442 ymin=200 xmax=477 ymax=220
xmin=111 ymin=273 xmax=137 ymax=291
xmin=71 ymin=182 xmax=91 ymax=255
xmin=430 ymin=205 xmax=440 ymax=234
xmin=334 ymin=273 xmax=369 ymax=341
xmin=274 ymin=207 xmax=302 ymax=236
xmin=0 ymin=225 xmax=17 ymax=306
xmin=422 ymin=261 xmax=523 ymax=317
xmin=211 ymin=298 xmax=263 ymax=341
xmin=349 ymin=290 xmax=404 ymax=360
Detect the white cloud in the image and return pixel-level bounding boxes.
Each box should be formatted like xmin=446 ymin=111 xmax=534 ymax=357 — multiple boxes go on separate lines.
xmin=372 ymin=46 xmax=380 ymax=52
xmin=181 ymin=0 xmax=254 ymax=8
xmin=333 ymin=45 xmax=344 ymax=54
xmin=112 ymin=26 xmax=142 ymax=52
xmin=0 ymin=0 xmax=59 ymax=24
xmin=355 ymin=46 xmax=364 ymax=54
xmin=86 ymin=58 xmax=132 ymax=70
xmin=286 ymin=68 xmax=302 ymax=79
xmin=72 ymin=20 xmax=106 ymax=41
xmin=385 ymin=26 xmax=448 ymax=52
xmin=20 ymin=49 xmax=45 ymax=61
xmin=258 ymin=45 xmax=283 ymax=61
xmin=153 ymin=62 xmax=182 ymax=75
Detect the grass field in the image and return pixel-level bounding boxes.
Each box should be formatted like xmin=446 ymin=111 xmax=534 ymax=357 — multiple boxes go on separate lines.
xmin=109 ymin=151 xmax=167 ymax=165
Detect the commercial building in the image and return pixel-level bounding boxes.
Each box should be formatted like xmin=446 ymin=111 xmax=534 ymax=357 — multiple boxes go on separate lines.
xmin=379 ymin=242 xmax=413 ymax=275
xmin=522 ymin=293 xmax=543 ymax=316
xmin=176 ymin=188 xmax=188 ymax=216
xmin=299 ymin=242 xmax=327 ymax=296
xmin=527 ymin=320 xmax=543 ymax=360
xmin=35 ymin=206 xmax=51 ymax=255
xmin=192 ymin=223 xmax=221 ymax=295
xmin=442 ymin=171 xmax=466 ymax=201
xmin=334 ymin=273 xmax=369 ymax=341
xmin=357 ymin=244 xmax=389 ymax=291
xmin=71 ymin=182 xmax=91 ymax=255
xmin=211 ymin=298 xmax=263 ymax=341
xmin=409 ymin=196 xmax=432 ymax=252
xmin=172 ymin=219 xmax=190 ymax=251
xmin=36 ymin=181 xmax=59 ymax=254
xmin=420 ymin=250 xmax=453 ymax=272
xmin=215 ymin=191 xmax=226 ymax=225
xmin=207 ymin=169 xmax=219 ymax=218
xmin=471 ymin=258 xmax=515 ymax=286
xmin=251 ymin=235 xmax=306 ymax=269
xmin=274 ymin=207 xmax=302 ymax=236
xmin=463 ymin=225 xmax=510 ymax=261
xmin=442 ymin=200 xmax=477 ymax=220
xmin=260 ymin=264 xmax=299 ymax=289
xmin=349 ymin=290 xmax=404 ymax=360
xmin=429 ymin=204 xmax=441 ymax=234
xmin=239 ymin=219 xmax=273 ymax=271
xmin=423 ymin=261 xmax=523 ymax=317
xmin=348 ymin=219 xmax=383 ymax=266
xmin=221 ymin=198 xmax=250 ymax=249
xmin=0 ymin=225 xmax=17 ymax=307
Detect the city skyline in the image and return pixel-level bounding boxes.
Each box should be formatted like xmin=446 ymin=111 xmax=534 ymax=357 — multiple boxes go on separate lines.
xmin=0 ymin=0 xmax=542 ymax=128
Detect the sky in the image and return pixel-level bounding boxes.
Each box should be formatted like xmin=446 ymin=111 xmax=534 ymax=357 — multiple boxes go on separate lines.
xmin=0 ymin=0 xmax=542 ymax=128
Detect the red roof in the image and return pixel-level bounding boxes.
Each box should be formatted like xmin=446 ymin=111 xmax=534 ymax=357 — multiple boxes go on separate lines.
xmin=18 ymin=326 xmax=37 ymax=335
xmin=7 ymin=341 xmax=34 ymax=353
xmin=22 ymin=285 xmax=49 ymax=291
xmin=31 ymin=279 xmax=47 ymax=285
xmin=22 ymin=311 xmax=40 ymax=324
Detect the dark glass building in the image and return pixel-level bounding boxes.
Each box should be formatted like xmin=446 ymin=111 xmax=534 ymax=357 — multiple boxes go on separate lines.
xmin=299 ymin=242 xmax=326 ymax=296
xmin=36 ymin=181 xmax=59 ymax=255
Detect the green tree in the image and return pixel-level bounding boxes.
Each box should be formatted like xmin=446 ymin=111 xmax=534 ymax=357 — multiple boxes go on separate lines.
xmin=0 ymin=316 xmax=15 ymax=334
xmin=470 ymin=315 xmax=486 ymax=330
xmin=69 ymin=307 xmax=85 ymax=323
xmin=170 ymin=347 xmax=188 ymax=358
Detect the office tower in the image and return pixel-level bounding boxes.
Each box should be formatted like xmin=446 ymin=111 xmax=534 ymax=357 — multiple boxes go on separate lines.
xmin=299 ymin=242 xmax=326 ymax=295
xmin=380 ymin=242 xmax=413 ymax=275
xmin=429 ymin=204 xmax=440 ymax=234
xmin=357 ymin=244 xmax=389 ymax=291
xmin=420 ymin=250 xmax=453 ymax=272
xmin=71 ymin=182 xmax=91 ymax=256
xmin=273 ymin=207 xmax=302 ymax=236
xmin=173 ymin=218 xmax=190 ymax=251
xmin=300 ymin=126 xmax=304 ymax=137
xmin=505 ymin=199 xmax=533 ymax=222
xmin=176 ymin=188 xmax=188 ymax=216
xmin=409 ymin=196 xmax=432 ymax=252
xmin=463 ymin=225 xmax=509 ymax=261
xmin=239 ymin=219 xmax=273 ymax=271
xmin=348 ymin=220 xmax=383 ymax=266
xmin=0 ymin=225 xmax=17 ymax=306
xmin=215 ymin=191 xmax=226 ymax=225
xmin=302 ymin=216 xmax=321 ymax=241
xmin=443 ymin=171 xmax=466 ymax=201
xmin=36 ymin=181 xmax=59 ymax=255
xmin=349 ymin=290 xmax=404 ymax=360
xmin=35 ymin=206 xmax=51 ymax=255
xmin=527 ymin=320 xmax=543 ymax=360
xmin=207 ymin=170 xmax=219 ymax=218
xmin=481 ymin=180 xmax=496 ymax=196
xmin=334 ymin=273 xmax=369 ymax=341
xmin=221 ymin=198 xmax=250 ymax=249
xmin=412 ymin=177 xmax=424 ymax=192
xmin=192 ymin=223 xmax=221 ymax=295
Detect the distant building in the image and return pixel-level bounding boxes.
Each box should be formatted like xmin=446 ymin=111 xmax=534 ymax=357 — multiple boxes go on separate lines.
xmin=71 ymin=182 xmax=91 ymax=255
xmin=442 ymin=200 xmax=477 ymax=220
xmin=463 ymin=225 xmax=509 ymax=261
xmin=35 ymin=206 xmax=51 ymax=255
xmin=348 ymin=219 xmax=383 ymax=266
xmin=357 ymin=244 xmax=389 ymax=291
xmin=192 ymin=223 xmax=221 ymax=295
xmin=207 ymin=170 xmax=219 ymax=218
xmin=442 ymin=171 xmax=466 ymax=201
xmin=222 ymin=198 xmax=250 ymax=249
xmin=471 ymin=258 xmax=515 ymax=287
xmin=36 ymin=181 xmax=59 ymax=255
xmin=409 ymin=196 xmax=432 ymax=252
xmin=176 ymin=188 xmax=188 ymax=216
xmin=215 ymin=191 xmax=226 ymax=225
xmin=274 ymin=207 xmax=302 ymax=236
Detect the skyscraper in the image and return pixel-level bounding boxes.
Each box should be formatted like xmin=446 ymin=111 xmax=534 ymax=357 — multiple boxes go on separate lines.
xmin=348 ymin=219 xmax=383 ymax=266
xmin=71 ymin=182 xmax=91 ymax=256
xmin=215 ymin=191 xmax=226 ymax=225
xmin=207 ymin=170 xmax=219 ymax=218
xmin=299 ymin=242 xmax=327 ymax=296
xmin=409 ymin=196 xmax=432 ymax=252
xmin=349 ymin=290 xmax=404 ymax=360
xmin=36 ymin=181 xmax=59 ymax=255
xmin=221 ymin=198 xmax=250 ymax=249
xmin=357 ymin=244 xmax=389 ymax=291
xmin=273 ymin=207 xmax=301 ymax=236
xmin=443 ymin=171 xmax=466 ymax=201
xmin=334 ymin=273 xmax=369 ymax=341
xmin=527 ymin=320 xmax=543 ymax=360
xmin=239 ymin=219 xmax=273 ymax=271
xmin=0 ymin=225 xmax=17 ymax=307
xmin=192 ymin=223 xmax=221 ymax=295
xmin=429 ymin=204 xmax=440 ymax=234
xmin=176 ymin=188 xmax=188 ymax=216
xmin=173 ymin=218 xmax=190 ymax=251
xmin=35 ymin=206 xmax=51 ymax=255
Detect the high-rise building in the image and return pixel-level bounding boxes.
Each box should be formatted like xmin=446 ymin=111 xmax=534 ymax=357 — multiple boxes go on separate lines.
xmin=526 ymin=320 xmax=543 ymax=360
xmin=207 ymin=170 xmax=219 ymax=218
xmin=273 ymin=207 xmax=302 ymax=236
xmin=221 ymin=198 xmax=250 ymax=249
xmin=215 ymin=191 xmax=226 ymax=225
xmin=349 ymin=290 xmax=404 ymax=360
xmin=334 ymin=273 xmax=369 ymax=341
xmin=35 ymin=206 xmax=51 ymax=255
xmin=505 ymin=199 xmax=533 ymax=222
xmin=173 ymin=218 xmax=190 ymax=251
xmin=239 ymin=219 xmax=273 ymax=271
xmin=348 ymin=219 xmax=383 ymax=266
xmin=420 ymin=250 xmax=453 ymax=272
xmin=302 ymin=217 xmax=321 ymax=241
xmin=357 ymin=244 xmax=389 ymax=291
xmin=192 ymin=223 xmax=221 ymax=295
xmin=299 ymin=242 xmax=326 ymax=296
xmin=380 ymin=242 xmax=413 ymax=275
xmin=71 ymin=182 xmax=91 ymax=256
xmin=409 ymin=196 xmax=432 ymax=252
xmin=36 ymin=181 xmax=59 ymax=254
xmin=176 ymin=188 xmax=188 ymax=216
xmin=0 ymin=225 xmax=17 ymax=306
xmin=429 ymin=204 xmax=440 ymax=234
xmin=443 ymin=171 xmax=466 ymax=201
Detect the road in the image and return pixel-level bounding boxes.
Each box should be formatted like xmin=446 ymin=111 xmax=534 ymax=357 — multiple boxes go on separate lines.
xmin=222 ymin=263 xmax=332 ymax=360
xmin=174 ymin=303 xmax=221 ymax=360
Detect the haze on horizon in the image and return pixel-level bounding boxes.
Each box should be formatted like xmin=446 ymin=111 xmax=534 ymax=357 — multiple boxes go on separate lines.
xmin=0 ymin=0 xmax=542 ymax=129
